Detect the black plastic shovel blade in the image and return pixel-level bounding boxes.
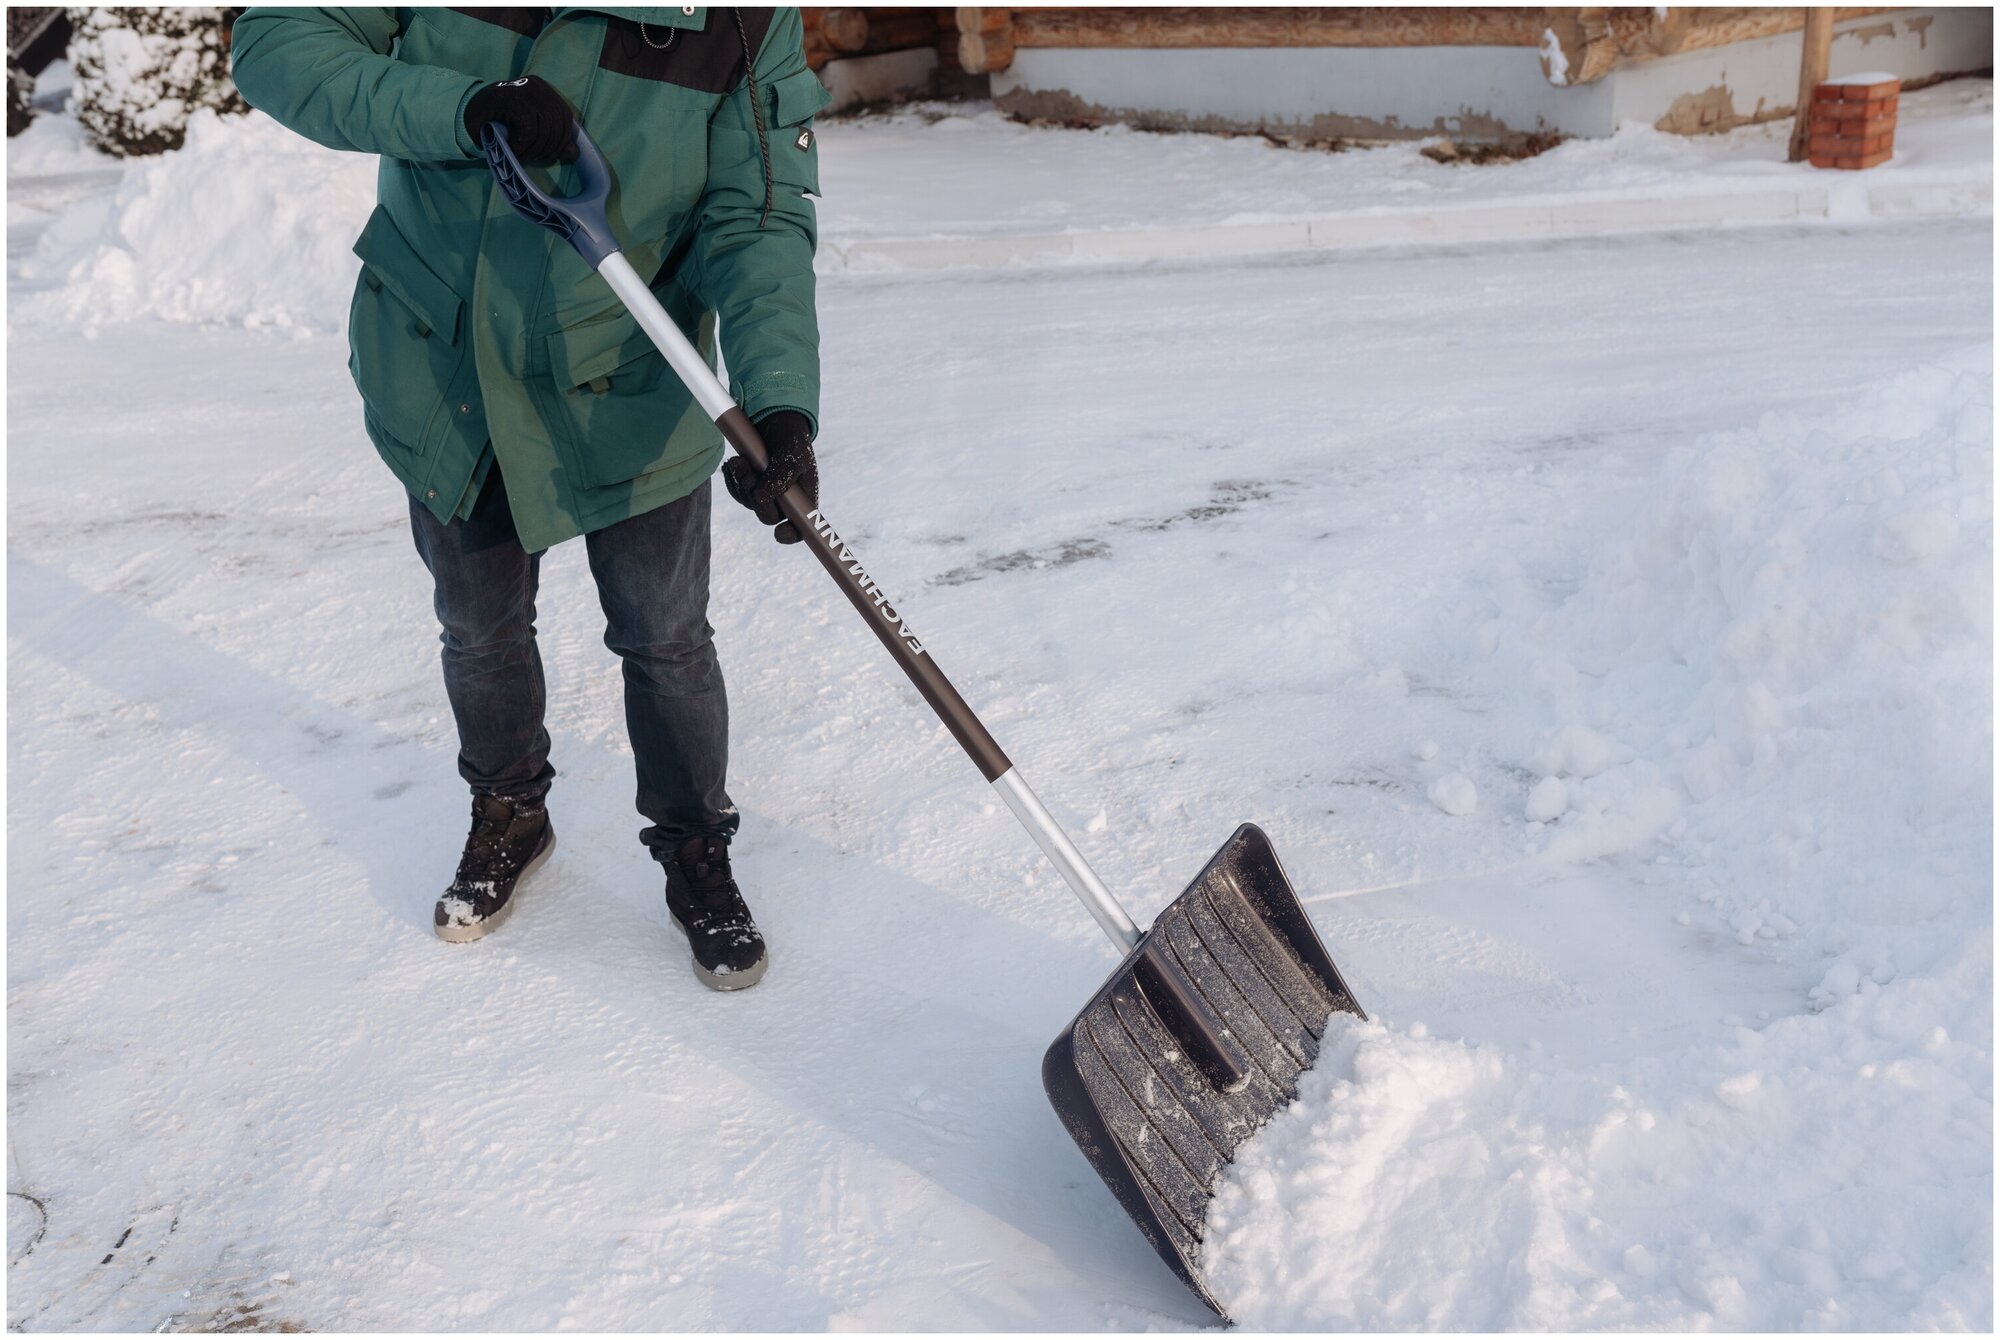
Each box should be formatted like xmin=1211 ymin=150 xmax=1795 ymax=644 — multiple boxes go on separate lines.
xmin=1042 ymin=823 xmax=1365 ymax=1317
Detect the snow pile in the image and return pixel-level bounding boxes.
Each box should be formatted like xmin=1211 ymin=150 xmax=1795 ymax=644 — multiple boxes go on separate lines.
xmin=1207 ymin=963 xmax=1989 ymax=1330
xmin=1204 ymin=351 xmax=1993 ymax=1328
xmin=13 ymin=109 xmax=373 ymax=333
xmin=1509 ymin=347 xmax=1992 ymax=966
xmin=5 ymin=105 xmax=112 ymax=177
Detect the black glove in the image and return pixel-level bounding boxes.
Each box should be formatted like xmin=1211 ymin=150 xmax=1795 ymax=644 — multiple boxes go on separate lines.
xmin=464 ymin=76 xmax=578 ymax=164
xmin=722 ymin=411 xmax=818 ymax=545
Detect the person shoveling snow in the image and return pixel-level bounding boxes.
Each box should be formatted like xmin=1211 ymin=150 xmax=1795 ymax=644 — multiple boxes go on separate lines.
xmin=231 ymin=6 xmax=836 ymax=988
xmin=231 ymin=4 xmax=1368 ymax=1315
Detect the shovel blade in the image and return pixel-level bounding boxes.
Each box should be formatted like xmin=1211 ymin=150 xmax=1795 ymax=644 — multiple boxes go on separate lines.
xmin=1042 ymin=823 xmax=1364 ymax=1316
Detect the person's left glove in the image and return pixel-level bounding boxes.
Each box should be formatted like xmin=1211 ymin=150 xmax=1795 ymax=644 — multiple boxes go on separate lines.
xmin=722 ymin=410 xmax=818 ymax=545
xmin=464 ymin=76 xmax=579 ymax=164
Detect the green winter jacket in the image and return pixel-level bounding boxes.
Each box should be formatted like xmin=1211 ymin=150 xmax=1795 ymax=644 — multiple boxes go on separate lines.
xmin=231 ymin=6 xmax=827 ymax=552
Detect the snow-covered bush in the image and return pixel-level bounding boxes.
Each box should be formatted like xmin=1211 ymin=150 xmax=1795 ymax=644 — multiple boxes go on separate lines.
xmin=68 ymin=7 xmax=244 ymax=156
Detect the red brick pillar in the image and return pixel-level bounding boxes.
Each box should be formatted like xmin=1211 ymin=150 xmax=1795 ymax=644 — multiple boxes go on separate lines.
xmin=1808 ymin=75 xmax=1901 ymax=170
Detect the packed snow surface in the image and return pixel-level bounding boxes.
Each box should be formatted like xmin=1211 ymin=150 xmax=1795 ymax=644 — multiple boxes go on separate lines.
xmin=9 ymin=79 xmax=1991 ymax=330
xmin=7 ymin=87 xmax=1993 ymax=1329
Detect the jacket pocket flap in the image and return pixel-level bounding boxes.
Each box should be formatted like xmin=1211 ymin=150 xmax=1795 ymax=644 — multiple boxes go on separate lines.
xmin=352 ymin=207 xmax=464 ymax=343
xmin=769 ymin=68 xmax=831 ymax=127
xmin=547 ymin=306 xmax=657 ymax=388
xmin=768 ymin=124 xmax=820 ymax=194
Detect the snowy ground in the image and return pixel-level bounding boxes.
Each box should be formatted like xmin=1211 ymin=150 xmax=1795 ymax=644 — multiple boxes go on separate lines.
xmin=818 ymin=76 xmax=1993 ymax=241
xmin=8 ymin=82 xmax=1994 ymax=1332
xmin=9 ymin=78 xmax=1990 ymax=327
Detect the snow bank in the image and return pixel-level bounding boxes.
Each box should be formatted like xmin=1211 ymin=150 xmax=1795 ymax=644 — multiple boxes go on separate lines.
xmin=1508 ymin=347 xmax=1992 ymax=960
xmin=1204 ymin=351 xmax=1993 ymax=1329
xmin=4 ymin=106 xmax=112 ymax=177
xmin=1207 ymin=962 xmax=1990 ymax=1330
xmin=13 ymin=109 xmax=372 ymax=333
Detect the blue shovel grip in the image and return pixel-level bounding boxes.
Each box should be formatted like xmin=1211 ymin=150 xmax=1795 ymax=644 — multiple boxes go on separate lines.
xmin=482 ymin=122 xmax=622 ymax=268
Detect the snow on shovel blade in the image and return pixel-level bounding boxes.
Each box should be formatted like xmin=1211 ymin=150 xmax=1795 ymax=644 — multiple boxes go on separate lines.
xmin=1042 ymin=823 xmax=1365 ymax=1317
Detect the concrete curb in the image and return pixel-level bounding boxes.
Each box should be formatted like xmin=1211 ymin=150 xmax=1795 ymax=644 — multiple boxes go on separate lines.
xmin=821 ymin=176 xmax=1992 ymax=272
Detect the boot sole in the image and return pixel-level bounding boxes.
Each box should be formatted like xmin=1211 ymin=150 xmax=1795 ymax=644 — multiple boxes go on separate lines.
xmin=435 ymin=826 xmax=556 ymax=944
xmin=667 ymin=913 xmax=770 ymax=991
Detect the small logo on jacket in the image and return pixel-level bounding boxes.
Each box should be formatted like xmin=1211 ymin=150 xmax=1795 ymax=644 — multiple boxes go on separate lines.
xmin=795 ymin=127 xmax=812 ymax=151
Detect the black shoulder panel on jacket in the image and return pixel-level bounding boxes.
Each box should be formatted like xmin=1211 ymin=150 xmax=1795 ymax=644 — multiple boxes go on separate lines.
xmin=599 ymin=7 xmax=775 ymax=92
xmin=449 ymin=7 xmax=546 ymax=37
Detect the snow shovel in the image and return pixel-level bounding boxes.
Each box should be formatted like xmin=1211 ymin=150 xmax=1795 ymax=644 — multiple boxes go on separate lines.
xmin=485 ymin=124 xmax=1367 ymax=1318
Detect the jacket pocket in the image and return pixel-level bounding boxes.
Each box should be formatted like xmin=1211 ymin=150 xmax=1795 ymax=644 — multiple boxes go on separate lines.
xmin=707 ymin=69 xmax=830 ymax=200
xmin=545 ymin=302 xmax=712 ymax=489
xmin=767 ymin=67 xmax=829 ymax=194
xmin=769 ymin=67 xmax=832 ymax=128
xmin=347 ymin=206 xmax=468 ymax=455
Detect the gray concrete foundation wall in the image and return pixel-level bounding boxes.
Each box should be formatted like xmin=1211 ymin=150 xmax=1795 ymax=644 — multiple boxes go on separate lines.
xmin=1613 ymin=8 xmax=1993 ymax=134
xmin=990 ymin=8 xmax=1992 ymax=141
xmin=820 ymin=47 xmax=942 ymax=114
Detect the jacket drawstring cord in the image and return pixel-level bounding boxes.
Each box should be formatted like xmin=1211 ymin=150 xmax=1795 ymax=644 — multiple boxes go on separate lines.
xmin=732 ymin=7 xmax=773 ymax=230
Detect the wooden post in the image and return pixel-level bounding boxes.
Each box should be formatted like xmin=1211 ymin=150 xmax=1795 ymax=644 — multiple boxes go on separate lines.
xmin=1789 ymin=8 xmax=1836 ymax=161
xmin=955 ymin=7 xmax=1014 ymax=73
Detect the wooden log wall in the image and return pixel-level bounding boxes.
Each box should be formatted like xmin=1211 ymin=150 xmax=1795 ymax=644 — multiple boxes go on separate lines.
xmin=803 ymin=8 xmax=946 ymax=71
xmin=802 ymin=8 xmax=1908 ymax=87
xmin=954 ymin=6 xmax=1012 ymax=74
xmin=1007 ymin=8 xmax=1550 ymax=48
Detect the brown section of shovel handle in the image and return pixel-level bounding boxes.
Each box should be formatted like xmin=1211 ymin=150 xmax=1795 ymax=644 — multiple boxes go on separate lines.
xmin=715 ymin=407 xmax=1014 ymax=783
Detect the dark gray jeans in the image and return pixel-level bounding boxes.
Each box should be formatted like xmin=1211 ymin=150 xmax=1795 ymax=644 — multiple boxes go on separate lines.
xmin=408 ymin=469 xmax=738 ymax=859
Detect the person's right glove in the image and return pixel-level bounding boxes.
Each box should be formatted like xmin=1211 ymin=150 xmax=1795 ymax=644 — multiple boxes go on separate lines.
xmin=463 ymin=76 xmax=578 ymax=164
xmin=722 ymin=410 xmax=818 ymax=545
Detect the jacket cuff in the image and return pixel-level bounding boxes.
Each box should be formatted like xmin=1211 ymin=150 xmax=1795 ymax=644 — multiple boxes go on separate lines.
xmin=736 ymin=376 xmax=819 ymax=438
xmin=752 ymin=405 xmax=819 ymax=440
xmin=451 ymin=79 xmax=485 ymax=159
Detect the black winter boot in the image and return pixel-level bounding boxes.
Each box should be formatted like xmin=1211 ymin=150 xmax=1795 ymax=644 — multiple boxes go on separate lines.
xmin=434 ymin=793 xmax=555 ymax=943
xmin=664 ymin=834 xmax=768 ymax=991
